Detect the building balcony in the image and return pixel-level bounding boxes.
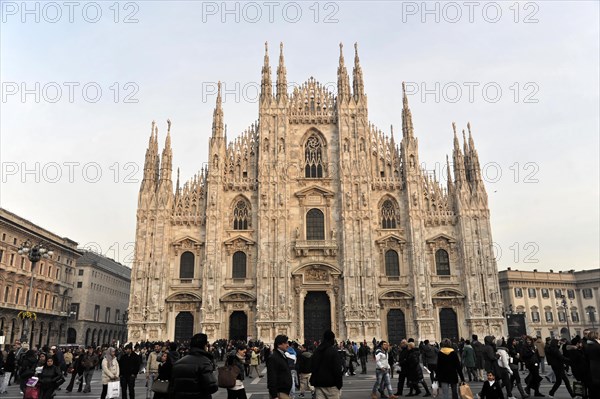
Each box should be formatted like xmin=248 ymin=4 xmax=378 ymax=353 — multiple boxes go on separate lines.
xmin=378 ymin=276 xmax=409 ymax=287
xmin=430 ymin=274 xmax=460 ymax=286
xmin=170 ymin=278 xmax=202 ymax=288
xmin=294 ymin=240 xmax=338 ymax=257
xmin=223 ymin=278 xmax=256 ymax=290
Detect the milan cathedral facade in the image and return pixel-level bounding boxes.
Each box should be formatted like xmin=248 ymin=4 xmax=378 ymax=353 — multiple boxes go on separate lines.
xmin=128 ymin=43 xmax=505 ymax=344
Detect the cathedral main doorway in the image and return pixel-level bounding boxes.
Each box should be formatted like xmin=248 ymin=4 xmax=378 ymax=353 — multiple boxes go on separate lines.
xmin=439 ymin=308 xmax=458 ymax=340
xmin=387 ymin=309 xmax=406 ymax=344
xmin=229 ymin=311 xmax=248 ymax=340
xmin=303 ymin=291 xmax=331 ymax=344
xmin=174 ymin=312 xmax=194 ymax=342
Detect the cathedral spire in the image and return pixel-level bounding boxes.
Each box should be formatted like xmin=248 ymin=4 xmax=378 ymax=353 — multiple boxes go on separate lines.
xmin=446 ymin=154 xmax=454 ymax=192
xmin=159 ymin=119 xmax=173 ymax=184
xmin=175 ymin=167 xmax=181 ymax=198
xmin=467 ymin=122 xmax=483 ymax=182
xmin=452 ymin=122 xmax=467 ymax=184
xmin=260 ymin=41 xmax=273 ymax=104
xmin=212 ymin=81 xmax=224 ymax=137
xmin=402 ymin=82 xmax=415 ymax=139
xmin=352 ymin=42 xmax=365 ymax=100
xmin=141 ymin=120 xmax=158 ymax=192
xmin=276 ymin=42 xmax=288 ymax=102
xmin=337 ymin=43 xmax=351 ymax=101
xmin=153 ymin=123 xmax=160 ymax=188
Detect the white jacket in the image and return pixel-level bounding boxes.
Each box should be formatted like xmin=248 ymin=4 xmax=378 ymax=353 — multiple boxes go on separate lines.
xmin=496 ymin=347 xmax=512 ymax=375
xmin=375 ymin=349 xmax=390 ymax=370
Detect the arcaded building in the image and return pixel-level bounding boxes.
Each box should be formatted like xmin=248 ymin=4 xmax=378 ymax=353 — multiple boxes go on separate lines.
xmin=128 ymin=43 xmax=504 ymax=344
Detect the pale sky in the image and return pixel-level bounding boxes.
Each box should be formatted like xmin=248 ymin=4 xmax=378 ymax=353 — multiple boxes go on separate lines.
xmin=1 ymin=1 xmax=598 ymax=271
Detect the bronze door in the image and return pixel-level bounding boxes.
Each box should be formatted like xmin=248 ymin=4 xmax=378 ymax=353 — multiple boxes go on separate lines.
xmin=174 ymin=312 xmax=194 ymax=343
xmin=229 ymin=311 xmax=248 ymax=341
xmin=304 ymin=291 xmax=331 ymax=344
xmin=387 ymin=309 xmax=406 ymax=344
xmin=439 ymin=308 xmax=459 ymax=340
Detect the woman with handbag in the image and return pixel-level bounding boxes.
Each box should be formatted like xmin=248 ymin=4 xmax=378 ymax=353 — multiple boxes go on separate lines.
xmin=152 ymin=352 xmax=173 ymax=399
xmin=38 ymin=357 xmax=64 ymax=399
xmin=100 ymin=347 xmax=120 ymax=399
xmin=226 ymin=344 xmax=247 ymax=399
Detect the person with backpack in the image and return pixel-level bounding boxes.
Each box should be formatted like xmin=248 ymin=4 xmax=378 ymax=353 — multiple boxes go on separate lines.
xmin=296 ymin=345 xmax=313 ymax=398
xmin=310 ymin=330 xmax=343 ymax=399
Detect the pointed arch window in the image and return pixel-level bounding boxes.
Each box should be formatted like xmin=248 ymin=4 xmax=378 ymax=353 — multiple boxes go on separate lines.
xmin=435 ymin=249 xmax=450 ymax=275
xmin=232 ymin=251 xmax=247 ymax=279
xmin=306 ymin=208 xmax=325 ymax=240
xmin=385 ymin=250 xmax=400 ymax=277
xmin=233 ymin=200 xmax=250 ymax=230
xmin=304 ymin=135 xmax=324 ymax=178
xmin=179 ymin=251 xmax=195 ymax=279
xmin=381 ymin=199 xmax=398 ymax=229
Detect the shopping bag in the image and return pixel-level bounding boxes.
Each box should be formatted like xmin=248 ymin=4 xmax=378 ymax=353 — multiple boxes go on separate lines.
xmin=151 ymin=380 xmax=169 ymax=394
xmin=107 ymin=380 xmax=121 ymax=399
xmin=217 ymin=365 xmax=239 ymax=388
xmin=24 ymin=385 xmax=40 ymax=399
xmin=459 ymin=382 xmax=474 ymax=399
xmin=431 ymin=381 xmax=439 ymax=398
xmin=573 ymin=381 xmax=585 ymax=397
xmin=26 ymin=377 xmax=39 ymax=387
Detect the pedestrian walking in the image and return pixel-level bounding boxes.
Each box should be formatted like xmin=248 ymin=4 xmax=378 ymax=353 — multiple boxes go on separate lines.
xmin=436 ymin=338 xmax=465 ymax=399
xmin=100 ymin=347 xmax=120 ymax=399
xmin=267 ymin=335 xmax=293 ymax=399
xmin=118 ymin=344 xmax=141 ymax=399
xmin=370 ymin=341 xmax=397 ymax=399
xmin=310 ymin=330 xmax=343 ymax=399
xmin=169 ymin=333 xmax=218 ymax=399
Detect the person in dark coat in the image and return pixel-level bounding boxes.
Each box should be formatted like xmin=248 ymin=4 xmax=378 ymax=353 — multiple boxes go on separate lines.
xmin=225 ymin=344 xmax=248 ymax=399
xmin=405 ymin=342 xmax=430 ymax=397
xmin=310 ymin=330 xmax=343 ymax=399
xmin=521 ymin=336 xmax=544 ymax=397
xmin=583 ymin=330 xmax=600 ymax=399
xmin=482 ymin=336 xmax=499 ymax=375
xmin=39 ymin=357 xmax=64 ymax=399
xmin=479 ymin=370 xmax=504 ymax=399
xmin=153 ymin=351 xmax=173 ymax=399
xmin=421 ymin=340 xmax=438 ymax=384
xmin=546 ymin=338 xmax=574 ymax=398
xmin=267 ymin=335 xmax=293 ymax=399
xmin=18 ymin=348 xmax=38 ymax=394
xmin=118 ymin=344 xmax=141 ymax=399
xmin=169 ymin=333 xmax=218 ymax=399
xmin=394 ymin=340 xmax=409 ymax=396
xmin=506 ymin=338 xmax=528 ymax=399
xmin=65 ymin=347 xmax=84 ymax=392
xmin=435 ymin=338 xmax=464 ymax=399
xmin=471 ymin=335 xmax=485 ymax=381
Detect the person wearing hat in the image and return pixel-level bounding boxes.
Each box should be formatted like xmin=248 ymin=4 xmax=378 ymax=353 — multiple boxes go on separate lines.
xmin=310 ymin=330 xmax=343 ymax=399
xmin=267 ymin=335 xmax=293 ymax=399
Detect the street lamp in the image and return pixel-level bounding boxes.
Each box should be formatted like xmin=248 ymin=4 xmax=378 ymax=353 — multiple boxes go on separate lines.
xmin=17 ymin=240 xmax=53 ymax=343
xmin=559 ymin=295 xmax=572 ymax=339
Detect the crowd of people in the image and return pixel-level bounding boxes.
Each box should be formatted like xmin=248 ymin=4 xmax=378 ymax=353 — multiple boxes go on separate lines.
xmin=0 ymin=329 xmax=598 ymax=399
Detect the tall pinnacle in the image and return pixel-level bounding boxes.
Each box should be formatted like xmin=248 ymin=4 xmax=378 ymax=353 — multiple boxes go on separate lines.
xmin=337 ymin=43 xmax=351 ymax=101
xmin=401 ymin=82 xmax=414 ymax=139
xmin=260 ymin=41 xmax=273 ymax=103
xmin=352 ymin=42 xmax=365 ymax=100
xmin=276 ymin=42 xmax=288 ymax=102
xmin=212 ymin=81 xmax=224 ymax=137
xmin=160 ymin=119 xmax=172 ymax=184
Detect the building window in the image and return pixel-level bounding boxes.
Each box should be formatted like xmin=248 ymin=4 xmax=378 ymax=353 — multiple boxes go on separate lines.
xmin=571 ymin=310 xmax=580 ymax=322
xmin=528 ymin=288 xmax=537 ymax=298
xmin=94 ymin=305 xmax=100 ymax=321
xmin=20 ymin=258 xmax=25 ymax=268
xmin=105 ymin=308 xmax=111 ymax=323
xmin=304 ymin=135 xmax=324 ymax=178
xmin=115 ymin=309 xmax=120 ymax=324
xmin=1 ymin=233 xmax=5 ymax=241
xmin=582 ymin=288 xmax=593 ymax=299
xmin=35 ymin=292 xmax=40 ymax=307
xmin=15 ymin=288 xmax=21 ymax=304
xmin=9 ymin=253 xmax=14 ymax=266
xmin=531 ymin=310 xmax=540 ymax=322
xmin=587 ymin=307 xmax=597 ymax=322
xmin=306 ymin=208 xmax=325 ymax=240
xmin=435 ymin=249 xmax=450 ymax=276
xmin=541 ymin=288 xmax=549 ymax=298
xmin=381 ymin=200 xmax=398 ymax=229
xmin=385 ymin=250 xmax=400 ymax=277
xmin=56 ymin=268 xmax=60 ymax=279
xmin=232 ymin=251 xmax=247 ymax=279
xmin=78 ymin=269 xmax=84 ymax=276
xmin=558 ymin=311 xmax=566 ymax=322
xmin=0 ymin=249 xmax=3 ymax=262
xmin=514 ymin=287 xmax=523 ymax=298
xmin=554 ymin=289 xmax=562 ymax=298
xmin=567 ymin=289 xmax=575 ymax=299
xmin=4 ymin=286 xmax=10 ymax=302
xmin=179 ymin=251 xmax=195 ymax=279
xmin=233 ymin=200 xmax=250 ymax=230
xmin=77 ymin=282 xmax=82 ymax=288
xmin=545 ymin=310 xmax=553 ymax=322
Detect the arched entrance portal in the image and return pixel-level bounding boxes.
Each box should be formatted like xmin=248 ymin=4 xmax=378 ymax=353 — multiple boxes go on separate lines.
xmin=387 ymin=309 xmax=406 ymax=344
xmin=67 ymin=328 xmax=77 ymax=344
xmin=439 ymin=308 xmax=459 ymax=340
xmin=174 ymin=312 xmax=194 ymax=343
xmin=229 ymin=311 xmax=248 ymax=341
xmin=304 ymin=291 xmax=331 ymax=344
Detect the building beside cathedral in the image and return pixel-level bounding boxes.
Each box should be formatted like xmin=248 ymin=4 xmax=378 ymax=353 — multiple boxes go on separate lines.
xmin=128 ymin=43 xmax=504 ymax=344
